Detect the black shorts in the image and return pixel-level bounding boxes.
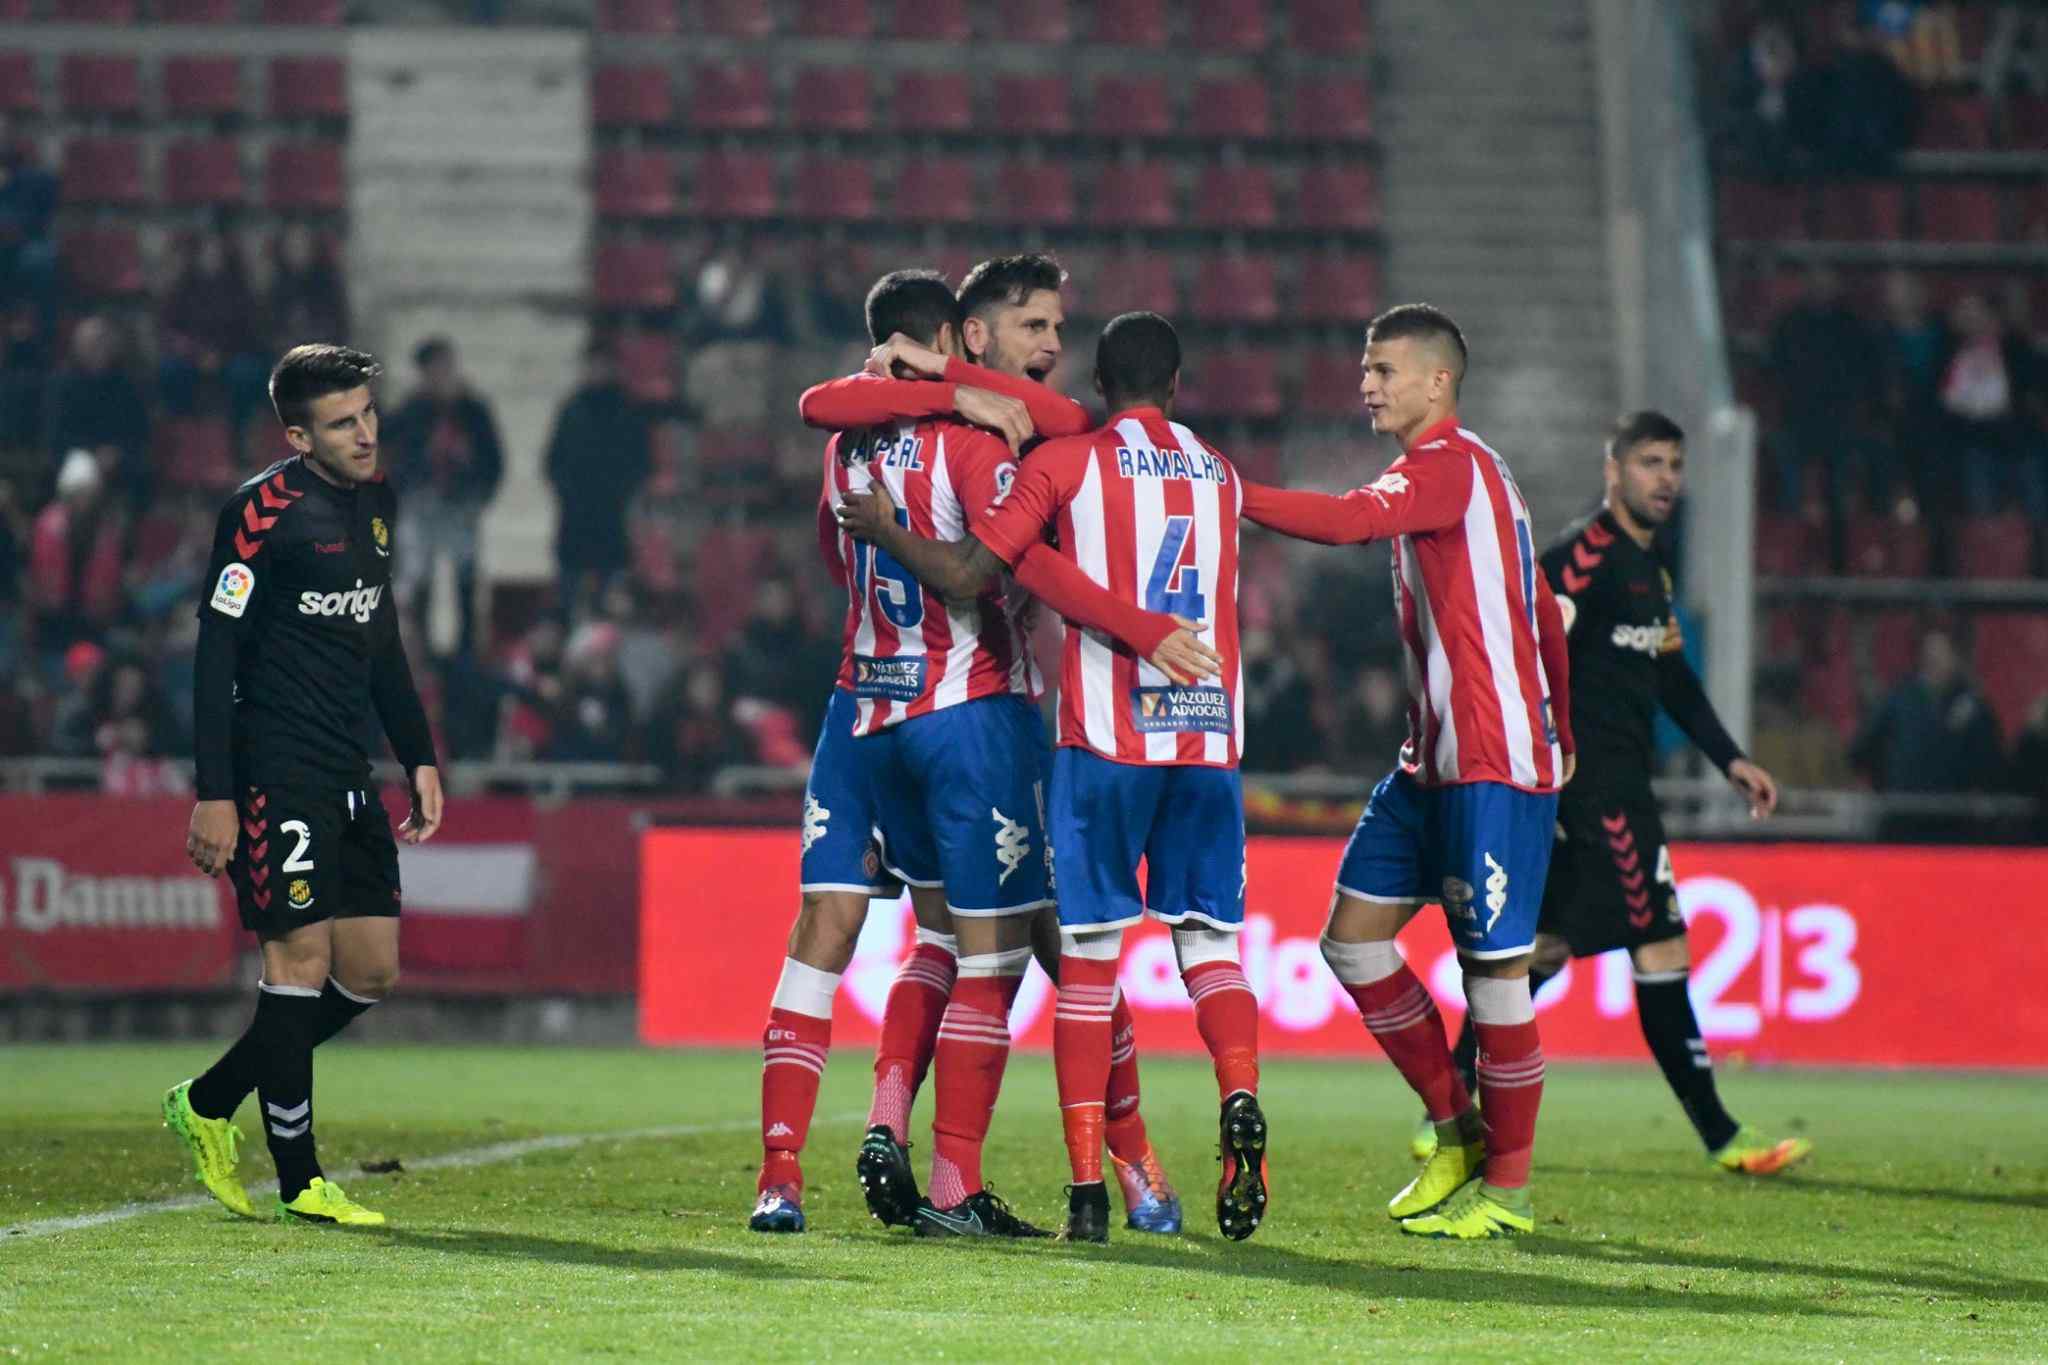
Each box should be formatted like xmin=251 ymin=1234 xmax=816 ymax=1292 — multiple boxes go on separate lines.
xmin=1537 ymin=784 xmax=1685 ymax=957
xmin=230 ymin=785 xmax=401 ymax=935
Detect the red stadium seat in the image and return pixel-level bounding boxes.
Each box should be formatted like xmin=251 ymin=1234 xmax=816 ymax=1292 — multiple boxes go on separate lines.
xmin=1297 ymin=164 xmax=1378 ymax=229
xmin=1295 ymin=253 xmax=1380 ymax=322
xmin=694 ymin=151 xmax=777 ymax=219
xmin=594 ymin=240 xmax=676 ymax=310
xmin=797 ymin=0 xmax=871 ymax=38
xmin=1864 ymin=609 xmax=1920 ymax=685
xmin=1010 ymin=1 xmax=1071 ymax=42
xmin=701 ymin=0 xmax=773 ymax=35
xmin=592 ymin=64 xmax=670 ymax=129
xmin=2007 ymin=95 xmax=2048 ymax=151
xmin=1813 ymin=180 xmax=1905 ymax=241
xmin=793 ymin=66 xmax=870 ymax=132
xmin=595 ymin=149 xmax=676 ymax=218
xmin=893 ymin=71 xmax=973 ymax=133
xmin=165 ymin=138 xmax=246 ymax=206
xmin=1753 ymin=513 xmax=1822 ymax=577
xmin=1091 ymin=161 xmax=1175 ymax=227
xmin=1717 ymin=178 xmax=1807 ymax=240
xmin=1183 ymin=349 xmax=1282 ymax=419
xmin=1299 ymin=350 xmax=1361 ymax=416
xmin=994 ymin=74 xmax=1072 ymax=136
xmin=893 ymin=0 xmax=969 ymax=39
xmin=157 ymin=416 xmax=237 ymax=490
xmin=792 ymin=156 xmax=876 ymax=222
xmin=53 ymin=0 xmax=137 ymax=20
xmin=268 ymin=56 xmax=347 ymax=120
xmin=1197 ymin=165 xmax=1277 ymax=228
xmin=60 ymin=225 xmax=144 ymax=298
xmin=1089 ymin=75 xmax=1172 ymax=138
xmin=60 ymin=138 xmax=146 ymax=205
xmin=1193 ymin=0 xmax=1267 ymax=52
xmin=262 ymin=0 xmax=342 ymax=20
xmin=162 ymin=0 xmax=240 ymax=19
xmin=164 ymin=57 xmax=245 ymax=119
xmin=1290 ymin=0 xmax=1367 ymax=51
xmin=1192 ymin=78 xmax=1270 ymax=140
xmin=1843 ymin=514 xmax=1930 ymax=577
xmin=1094 ymin=0 xmax=1167 ymax=45
xmin=1917 ymin=183 xmax=2001 ymax=242
xmin=1955 ymin=512 xmax=2034 ymax=579
xmin=596 ymin=0 xmax=678 ymax=33
xmin=1972 ymin=612 xmax=2048 ymax=740
xmin=1800 ymin=654 xmax=1860 ymax=741
xmin=995 ymin=160 xmax=1075 ymax=226
xmin=0 ymin=52 xmax=37 ymax=116
xmin=690 ymin=64 xmax=773 ymax=132
xmin=0 ymin=0 xmax=25 ymax=18
xmin=630 ymin=517 xmax=681 ymax=593
xmin=266 ymin=141 xmax=343 ymax=211
xmin=615 ymin=331 xmax=675 ymax=402
xmin=61 ymin=56 xmax=142 ymax=118
xmin=1191 ymin=253 xmax=1279 ymax=324
xmin=1915 ymin=92 xmax=1992 ymax=150
xmin=896 ymin=158 xmax=978 ymax=223
xmin=1291 ymin=77 xmax=1372 ymax=141
xmin=1089 ymin=251 xmax=1178 ymax=317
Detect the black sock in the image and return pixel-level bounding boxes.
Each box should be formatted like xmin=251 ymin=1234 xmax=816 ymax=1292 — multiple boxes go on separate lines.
xmin=1452 ymin=967 xmax=1554 ymax=1098
xmin=187 ymin=978 xmax=377 ymax=1121
xmin=251 ymin=983 xmax=325 ymax=1201
xmin=1634 ymin=972 xmax=1740 ymax=1151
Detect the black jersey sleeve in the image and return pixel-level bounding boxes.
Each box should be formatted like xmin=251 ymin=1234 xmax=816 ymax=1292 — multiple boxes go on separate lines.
xmin=367 ymin=490 xmax=437 ymax=773
xmin=1657 ymin=646 xmax=1745 ymax=773
xmin=191 ymin=492 xmax=267 ymax=800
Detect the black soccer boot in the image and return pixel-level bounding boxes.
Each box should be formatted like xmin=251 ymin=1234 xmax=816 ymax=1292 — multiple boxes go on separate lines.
xmin=912 ymin=1189 xmax=1052 ymax=1239
xmin=1064 ymin=1181 xmax=1110 ymax=1244
xmin=855 ymin=1124 xmax=922 ymax=1227
xmin=1216 ymin=1090 xmax=1270 ymax=1242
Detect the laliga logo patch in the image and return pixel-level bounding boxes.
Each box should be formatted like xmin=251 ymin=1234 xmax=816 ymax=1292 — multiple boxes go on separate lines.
xmin=371 ymin=516 xmax=390 ymax=558
xmin=287 ymin=878 xmax=314 ymax=911
xmin=209 ymin=562 xmax=255 ymax=619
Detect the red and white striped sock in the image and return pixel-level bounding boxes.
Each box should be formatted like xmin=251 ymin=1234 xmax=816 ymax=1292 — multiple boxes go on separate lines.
xmin=1053 ymin=940 xmax=1121 ymax=1186
xmin=1324 ymin=937 xmax=1472 ymax=1123
xmin=1468 ymin=976 xmax=1544 ymax=1190
xmin=926 ymin=950 xmax=1027 ymax=1209
xmin=1183 ymin=959 xmax=1260 ymax=1099
xmin=867 ymin=930 xmax=956 ymax=1137
xmin=759 ymin=958 xmax=837 ymax=1194
xmin=1102 ymin=990 xmax=1150 ymax=1166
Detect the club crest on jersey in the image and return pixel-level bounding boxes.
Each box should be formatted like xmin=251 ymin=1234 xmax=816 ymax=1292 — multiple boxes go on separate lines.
xmin=853 ymin=655 xmax=926 ymax=702
xmin=1131 ymin=685 xmax=1232 ymax=734
xmin=371 ymin=516 xmax=390 ymax=557
xmin=209 ymin=562 xmax=255 ymax=618
xmin=287 ymin=878 xmax=314 ymax=911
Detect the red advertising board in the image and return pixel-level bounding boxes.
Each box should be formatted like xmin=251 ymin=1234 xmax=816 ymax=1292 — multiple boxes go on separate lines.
xmin=642 ymin=829 xmax=2048 ymax=1068
xmin=0 ymin=795 xmax=241 ymax=990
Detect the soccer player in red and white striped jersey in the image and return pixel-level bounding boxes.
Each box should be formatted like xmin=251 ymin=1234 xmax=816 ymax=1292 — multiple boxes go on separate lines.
xmin=1238 ymin=304 xmax=1575 ymax=1240
xmin=839 ymin=313 xmax=1267 ymax=1246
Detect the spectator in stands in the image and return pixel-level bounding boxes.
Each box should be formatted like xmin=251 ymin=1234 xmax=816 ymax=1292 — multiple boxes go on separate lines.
xmin=1768 ymin=266 xmax=1884 ymax=543
xmin=726 ymin=571 xmax=837 ymax=738
xmin=544 ymin=337 xmax=650 ymax=619
xmin=0 ymin=119 xmax=58 ymax=332
xmin=157 ymin=229 xmax=270 ymax=439
xmin=47 ymin=639 xmax=106 ymax=758
xmin=265 ymin=223 xmax=350 ymax=353
xmin=28 ymin=450 xmax=124 ymax=658
xmin=1810 ymin=17 xmax=1916 ymax=174
xmin=386 ymin=336 xmax=505 ymax=654
xmin=1720 ymin=15 xmax=1820 ymax=176
xmin=543 ymin=621 xmax=636 ymax=762
xmin=0 ymin=477 xmax=26 ymax=672
xmin=497 ymin=616 xmax=566 ymax=760
xmin=1849 ymin=627 xmax=2005 ymax=794
xmin=2008 ymin=692 xmax=2048 ymax=842
xmin=44 ymin=316 xmax=151 ymax=512
xmin=1940 ymin=292 xmax=2045 ymax=523
xmin=77 ymin=652 xmax=183 ymax=794
xmin=1877 ymin=268 xmax=1948 ymax=512
xmin=597 ymin=576 xmax=679 ymax=727
xmin=1240 ymin=628 xmax=1324 ymax=773
xmin=647 ymin=658 xmax=756 ymax=790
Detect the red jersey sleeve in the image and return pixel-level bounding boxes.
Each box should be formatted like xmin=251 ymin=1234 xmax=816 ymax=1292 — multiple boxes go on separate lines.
xmin=797 ymin=372 xmax=957 ymax=430
xmin=1240 ymin=454 xmax=1473 ymax=544
xmin=1533 ymin=573 xmax=1574 ymax=757
xmin=973 ymin=437 xmax=1087 ymax=567
xmin=1012 ymin=543 xmax=1178 ymax=659
xmin=944 ymin=426 xmax=1023 ymax=526
xmin=940 ymin=357 xmax=1092 ymax=437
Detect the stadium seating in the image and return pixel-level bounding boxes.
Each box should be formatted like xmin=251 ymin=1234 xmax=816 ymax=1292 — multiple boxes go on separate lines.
xmin=700 ymin=0 xmax=774 ymax=37
xmin=1717 ymin=178 xmax=1806 ymax=240
xmin=53 ymin=0 xmax=137 ymax=21
xmin=615 ymin=330 xmax=676 ymax=402
xmin=1091 ymin=161 xmax=1176 ymax=227
xmin=1955 ymin=513 xmax=2034 ymax=580
xmin=1295 ymin=253 xmax=1381 ymax=322
xmin=893 ymin=71 xmax=973 ymax=134
xmin=596 ymin=0 xmax=679 ymax=34
xmin=896 ymin=158 xmax=978 ymax=223
xmin=996 ymin=160 xmax=1076 ymax=226
xmin=1094 ymin=0 xmax=1169 ymax=46
xmin=266 ymin=141 xmax=344 ymax=212
xmin=1191 ymin=78 xmax=1271 ymax=141
xmin=1191 ymin=253 xmax=1280 ymax=324
xmin=1088 ymin=250 xmax=1179 ymax=318
xmin=594 ymin=240 xmax=677 ymax=310
xmin=160 ymin=0 xmax=239 ymax=20
xmin=269 ymin=56 xmax=349 ymax=122
xmin=1008 ymin=0 xmax=1072 ymax=43
xmin=1298 ymin=349 xmax=1362 ymax=416
xmin=694 ymin=151 xmax=778 ymax=219
xmin=595 ymin=149 xmax=676 ymax=219
xmin=60 ymin=137 xmax=146 ymax=205
xmin=1291 ymin=78 xmax=1373 ymax=142
xmin=1915 ymin=91 xmax=1993 ymax=150
xmin=792 ymin=66 xmax=871 ymax=133
xmin=1290 ymin=0 xmax=1368 ymax=51
xmin=1196 ymin=165 xmax=1277 ymax=228
xmin=797 ymin=0 xmax=871 ymax=39
xmin=1296 ymin=164 xmax=1378 ymax=230
xmin=1183 ymin=349 xmax=1282 ymax=419
xmin=1753 ymin=514 xmax=1823 ymax=578
xmin=1864 ymin=609 xmax=1920 ymax=685
xmin=592 ymin=65 xmax=671 ymax=130
xmin=690 ymin=64 xmax=773 ymax=132
xmin=1917 ymin=182 xmax=2001 ymax=242
xmin=1089 ymin=76 xmax=1173 ymax=139
xmin=164 ymin=57 xmax=246 ymax=120
xmin=892 ymin=0 xmax=970 ymax=41
xmin=992 ymin=75 xmax=1072 ymax=137
xmin=1842 ymin=514 xmax=1931 ymax=578
xmin=1972 ymin=612 xmax=2048 ymax=738
xmin=791 ymin=156 xmax=875 ymax=222
xmin=1813 ymin=181 xmax=1905 ymax=240
xmin=165 ymin=138 xmax=247 ymax=206
xmin=59 ymin=225 xmax=144 ymax=298
xmin=0 ymin=52 xmax=36 ymax=116
xmin=61 ymin=55 xmax=142 ymax=119
xmin=1193 ymin=0 xmax=1269 ymax=53
xmin=157 ymin=416 xmax=237 ymax=490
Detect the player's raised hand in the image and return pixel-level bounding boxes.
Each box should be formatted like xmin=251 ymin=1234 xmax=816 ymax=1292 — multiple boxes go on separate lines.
xmin=1727 ymin=758 xmax=1778 ymax=820
xmin=1149 ymin=616 xmax=1223 ymax=685
xmin=864 ymin=332 xmax=951 ymax=380
xmin=400 ymin=765 xmax=444 ymax=844
xmin=834 ymin=482 xmax=899 ymax=541
xmin=186 ymin=799 xmax=238 ymax=877
xmin=951 ymin=387 xmax=1034 ymax=453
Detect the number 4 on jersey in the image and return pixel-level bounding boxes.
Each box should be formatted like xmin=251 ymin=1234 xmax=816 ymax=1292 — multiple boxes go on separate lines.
xmin=1145 ymin=515 xmax=1206 ymax=620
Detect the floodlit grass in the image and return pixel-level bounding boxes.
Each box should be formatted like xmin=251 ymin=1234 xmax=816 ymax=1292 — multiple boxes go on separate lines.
xmin=1 ymin=1044 xmax=2042 ymax=1361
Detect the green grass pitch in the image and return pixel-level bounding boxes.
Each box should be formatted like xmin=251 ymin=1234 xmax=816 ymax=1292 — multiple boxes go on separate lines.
xmin=1 ymin=1044 xmax=2042 ymax=1362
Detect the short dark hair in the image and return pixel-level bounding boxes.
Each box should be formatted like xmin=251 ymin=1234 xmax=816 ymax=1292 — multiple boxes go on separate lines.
xmin=957 ymin=252 xmax=1067 ymax=323
xmin=1095 ymin=311 xmax=1181 ymax=409
xmin=1606 ymin=410 xmax=1686 ymax=462
xmin=269 ymin=344 xmax=382 ymax=427
xmin=864 ymin=269 xmax=961 ymax=347
xmin=1366 ymin=303 xmax=1468 ymax=387
xmin=413 ymin=336 xmax=453 ymax=370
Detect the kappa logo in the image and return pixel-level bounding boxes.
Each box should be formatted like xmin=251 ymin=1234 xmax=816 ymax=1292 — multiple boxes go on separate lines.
xmin=992 ymin=808 xmax=1030 ymax=886
xmin=765 ymin=1122 xmax=796 ymax=1139
xmin=1362 ymin=471 xmax=1411 ymax=506
xmin=801 ymin=795 xmax=829 ymax=856
xmin=1483 ymin=853 xmax=1508 ymax=934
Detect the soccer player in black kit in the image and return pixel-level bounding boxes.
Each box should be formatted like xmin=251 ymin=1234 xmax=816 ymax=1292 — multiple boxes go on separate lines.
xmin=163 ymin=344 xmax=442 ymax=1225
xmin=1416 ymin=411 xmax=1811 ymax=1176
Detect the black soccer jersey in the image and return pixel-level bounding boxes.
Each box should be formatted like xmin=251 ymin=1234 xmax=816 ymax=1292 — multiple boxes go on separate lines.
xmin=1540 ymin=509 xmax=1742 ymax=787
xmin=192 ymin=456 xmax=435 ymax=799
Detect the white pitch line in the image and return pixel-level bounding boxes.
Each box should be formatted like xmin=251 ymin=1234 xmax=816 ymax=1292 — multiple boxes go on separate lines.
xmin=2 ymin=1111 xmax=861 ymax=1243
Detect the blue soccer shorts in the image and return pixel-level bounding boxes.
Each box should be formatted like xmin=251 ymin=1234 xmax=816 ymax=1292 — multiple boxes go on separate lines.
xmin=1334 ymin=768 xmax=1559 ymax=960
xmin=1049 ymin=746 xmax=1246 ymax=933
xmin=798 ymin=687 xmax=895 ymax=895
xmin=858 ymin=694 xmax=1053 ymax=917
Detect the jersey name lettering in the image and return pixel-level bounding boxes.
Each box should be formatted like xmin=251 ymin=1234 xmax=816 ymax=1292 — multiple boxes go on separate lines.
xmin=1115 ymin=444 xmax=1230 ymax=485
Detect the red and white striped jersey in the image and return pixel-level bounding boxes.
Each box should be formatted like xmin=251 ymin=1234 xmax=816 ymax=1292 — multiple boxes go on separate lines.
xmin=977 ymin=407 xmax=1243 ymax=768
xmin=1241 ymin=417 xmax=1567 ymax=791
xmin=821 ymin=418 xmax=1041 ymax=734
